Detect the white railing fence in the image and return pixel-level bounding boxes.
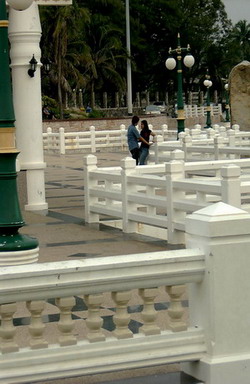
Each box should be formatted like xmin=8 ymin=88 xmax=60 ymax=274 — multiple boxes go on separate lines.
xmin=43 ymin=124 xmax=175 ymax=154
xmin=84 ymin=153 xmax=250 ymax=243
xmin=184 ymin=103 xmax=222 ymax=118
xmin=0 ymin=202 xmax=250 ymax=384
xmin=149 ymin=124 xmax=250 ymax=163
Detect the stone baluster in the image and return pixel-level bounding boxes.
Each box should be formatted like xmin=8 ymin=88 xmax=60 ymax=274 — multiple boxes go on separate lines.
xmin=55 ymin=297 xmax=77 ymax=346
xmin=166 ymin=285 xmax=187 ymax=332
xmin=26 ymin=300 xmax=48 ymax=349
xmin=84 ymin=294 xmax=105 ymax=342
xmin=0 ymin=303 xmax=18 ymax=353
xmin=139 ymin=288 xmax=161 ymax=335
xmin=112 ymin=291 xmax=133 ymax=339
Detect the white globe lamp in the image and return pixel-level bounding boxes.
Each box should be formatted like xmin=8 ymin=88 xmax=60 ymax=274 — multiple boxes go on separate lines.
xmin=183 ymin=54 xmax=195 ymax=68
xmin=165 ymin=57 xmax=176 ymax=70
xmin=7 ymin=0 xmax=33 ymax=11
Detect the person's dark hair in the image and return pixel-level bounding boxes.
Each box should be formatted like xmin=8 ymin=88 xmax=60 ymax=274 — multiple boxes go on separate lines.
xmin=141 ymin=119 xmax=150 ymax=132
xmin=132 ymin=115 xmax=139 ymax=126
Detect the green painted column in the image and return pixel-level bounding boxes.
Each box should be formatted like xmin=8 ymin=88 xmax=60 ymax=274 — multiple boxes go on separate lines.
xmin=0 ymin=0 xmax=38 ymax=252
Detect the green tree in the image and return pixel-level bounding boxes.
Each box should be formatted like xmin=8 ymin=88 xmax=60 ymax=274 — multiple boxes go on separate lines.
xmin=231 ymin=20 xmax=250 ymax=61
xmin=40 ymin=3 xmax=90 ymax=118
xmin=78 ymin=12 xmax=127 ymax=108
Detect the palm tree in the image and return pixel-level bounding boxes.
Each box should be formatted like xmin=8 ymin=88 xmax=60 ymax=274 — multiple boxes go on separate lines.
xmin=40 ymin=4 xmax=90 ymax=118
xmin=231 ymin=20 xmax=250 ymax=60
xmin=80 ymin=14 xmax=127 ymax=109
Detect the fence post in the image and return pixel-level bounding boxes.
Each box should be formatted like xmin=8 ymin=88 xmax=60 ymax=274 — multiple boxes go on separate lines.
xmin=47 ymin=127 xmax=52 ymax=151
xmin=120 ymin=124 xmax=127 ymax=150
xmin=207 ymin=128 xmax=216 ymax=139
xmin=153 ymin=135 xmax=163 ymax=164
xmin=214 ymin=135 xmax=224 ymax=160
xmin=219 ymin=125 xmax=226 ymax=138
xmin=121 ymin=157 xmax=137 ymax=233
xmin=165 ymin=160 xmax=185 ymax=244
xmin=178 ymin=132 xmax=186 ymax=144
xmin=170 ymin=149 xmax=185 ymax=161
xmin=161 ymin=124 xmax=168 ymax=140
xmin=182 ymin=135 xmax=192 ymax=161
xmin=221 ymin=164 xmax=241 ymax=208
xmin=183 ymin=201 xmax=250 ymax=384
xmin=59 ymin=127 xmax=65 ymax=155
xmin=83 ymin=155 xmax=99 ymax=223
xmin=90 ymin=126 xmax=96 ymax=153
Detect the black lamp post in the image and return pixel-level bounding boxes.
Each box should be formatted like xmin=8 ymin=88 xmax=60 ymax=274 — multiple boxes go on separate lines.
xmin=165 ymin=33 xmax=195 ymax=136
xmin=203 ymin=71 xmax=213 ymax=128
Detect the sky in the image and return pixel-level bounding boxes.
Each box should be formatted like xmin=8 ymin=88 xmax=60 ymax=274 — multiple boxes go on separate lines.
xmin=222 ymin=0 xmax=250 ymax=24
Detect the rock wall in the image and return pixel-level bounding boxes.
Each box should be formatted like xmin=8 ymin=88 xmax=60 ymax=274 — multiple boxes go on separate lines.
xmin=42 ymin=115 xmax=221 ymax=133
xmin=230 ymin=61 xmax=250 ymax=131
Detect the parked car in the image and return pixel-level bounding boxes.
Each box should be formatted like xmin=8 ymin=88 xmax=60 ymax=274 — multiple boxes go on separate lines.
xmin=153 ymin=101 xmax=167 ymax=113
xmin=145 ymin=105 xmax=161 ymax=114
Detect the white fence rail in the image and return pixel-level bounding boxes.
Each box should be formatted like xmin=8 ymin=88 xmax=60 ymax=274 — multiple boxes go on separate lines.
xmin=1 ymin=202 xmax=250 ymax=384
xmin=184 ymin=103 xmax=222 ymax=118
xmin=149 ymin=125 xmax=250 ymax=163
xmin=84 ymin=154 xmax=250 ymax=243
xmin=43 ymin=124 xmax=175 ymax=154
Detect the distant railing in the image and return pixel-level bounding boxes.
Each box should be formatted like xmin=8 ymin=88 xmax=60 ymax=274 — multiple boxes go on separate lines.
xmin=43 ymin=124 xmax=175 ymax=154
xmin=149 ymin=124 xmax=250 ymax=163
xmin=184 ymin=103 xmax=222 ymax=118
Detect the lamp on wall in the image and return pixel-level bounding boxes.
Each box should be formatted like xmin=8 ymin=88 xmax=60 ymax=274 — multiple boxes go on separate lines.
xmin=42 ymin=58 xmax=51 ymax=75
xmin=28 ymin=54 xmax=37 ymax=77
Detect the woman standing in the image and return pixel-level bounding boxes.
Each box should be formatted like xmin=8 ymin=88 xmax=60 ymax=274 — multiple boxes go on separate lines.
xmin=139 ymin=120 xmax=156 ymax=165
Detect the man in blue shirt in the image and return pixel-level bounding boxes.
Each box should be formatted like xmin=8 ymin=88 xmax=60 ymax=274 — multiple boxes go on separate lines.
xmin=127 ymin=116 xmax=150 ymax=165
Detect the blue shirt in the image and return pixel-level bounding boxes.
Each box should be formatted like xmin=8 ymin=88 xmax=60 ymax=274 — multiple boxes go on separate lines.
xmin=127 ymin=124 xmax=140 ymax=151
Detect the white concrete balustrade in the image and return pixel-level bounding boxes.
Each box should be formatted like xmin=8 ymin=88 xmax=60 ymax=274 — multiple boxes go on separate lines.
xmin=149 ymin=125 xmax=250 ymax=163
xmin=43 ymin=122 xmax=250 ymax=158
xmin=84 ymin=153 xmax=250 ymax=243
xmin=184 ymin=104 xmax=222 ymax=118
xmin=0 ymin=203 xmax=250 ymax=384
xmin=43 ymin=124 xmax=174 ymax=154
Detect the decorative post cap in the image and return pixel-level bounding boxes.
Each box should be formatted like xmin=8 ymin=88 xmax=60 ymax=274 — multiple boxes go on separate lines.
xmin=186 ymin=202 xmax=250 ymax=238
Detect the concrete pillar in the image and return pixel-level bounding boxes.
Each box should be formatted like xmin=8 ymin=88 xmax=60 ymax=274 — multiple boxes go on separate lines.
xmin=8 ymin=2 xmax=48 ymax=211
xmin=183 ymin=202 xmax=250 ymax=384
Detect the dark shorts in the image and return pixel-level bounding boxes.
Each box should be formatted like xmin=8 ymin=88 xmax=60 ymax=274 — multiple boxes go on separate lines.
xmin=130 ymin=147 xmax=140 ymax=165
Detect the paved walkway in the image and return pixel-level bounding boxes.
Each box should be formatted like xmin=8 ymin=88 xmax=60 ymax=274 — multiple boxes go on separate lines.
xmin=19 ymin=151 xmax=200 ymax=384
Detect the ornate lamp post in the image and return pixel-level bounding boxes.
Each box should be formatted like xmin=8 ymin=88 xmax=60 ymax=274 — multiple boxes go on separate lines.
xmin=0 ymin=0 xmax=38 ymax=264
xmin=165 ymin=33 xmax=195 ymax=135
xmin=224 ymin=83 xmax=230 ymax=124
xmin=203 ymin=71 xmax=213 ymax=128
